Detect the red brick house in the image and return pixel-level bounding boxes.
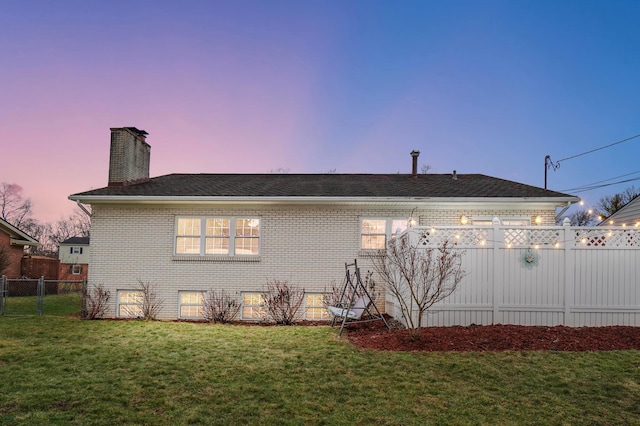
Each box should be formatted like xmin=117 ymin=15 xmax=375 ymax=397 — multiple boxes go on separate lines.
xmin=0 ymin=218 xmax=40 ymax=278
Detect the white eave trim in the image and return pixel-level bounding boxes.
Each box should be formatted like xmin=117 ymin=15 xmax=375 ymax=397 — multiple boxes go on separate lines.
xmin=10 ymin=238 xmax=40 ymax=246
xmin=69 ymin=194 xmax=580 ymax=208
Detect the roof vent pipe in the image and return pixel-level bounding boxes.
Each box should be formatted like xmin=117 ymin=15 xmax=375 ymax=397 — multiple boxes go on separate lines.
xmin=452 ymin=170 xmax=457 ymax=180
xmin=410 ymin=150 xmax=420 ymax=175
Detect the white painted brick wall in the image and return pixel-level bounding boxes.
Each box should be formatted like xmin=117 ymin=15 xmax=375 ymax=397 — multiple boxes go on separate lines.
xmin=88 ymin=202 xmax=559 ymax=319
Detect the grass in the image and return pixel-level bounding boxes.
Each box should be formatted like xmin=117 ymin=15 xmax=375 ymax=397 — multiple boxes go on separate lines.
xmin=0 ymin=315 xmax=639 ymax=425
xmin=1 ymin=293 xmax=81 ymax=316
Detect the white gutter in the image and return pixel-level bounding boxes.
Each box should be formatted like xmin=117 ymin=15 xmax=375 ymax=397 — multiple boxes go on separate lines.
xmin=69 ymin=194 xmax=580 ymax=207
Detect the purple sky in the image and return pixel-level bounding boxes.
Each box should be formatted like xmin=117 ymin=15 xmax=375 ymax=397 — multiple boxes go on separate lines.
xmin=2 ymin=0 xmax=640 ymax=223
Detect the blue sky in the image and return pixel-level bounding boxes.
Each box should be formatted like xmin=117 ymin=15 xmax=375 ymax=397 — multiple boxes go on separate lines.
xmin=1 ymin=0 xmax=639 ymax=222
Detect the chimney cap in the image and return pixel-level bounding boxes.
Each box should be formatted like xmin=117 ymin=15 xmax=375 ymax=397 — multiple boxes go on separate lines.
xmin=410 ymin=150 xmax=420 ymax=157
xmin=124 ymin=127 xmax=148 ymax=136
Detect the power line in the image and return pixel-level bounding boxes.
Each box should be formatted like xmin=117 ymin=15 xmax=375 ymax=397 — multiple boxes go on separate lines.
xmin=556 ymin=133 xmax=640 ymax=163
xmin=561 ymin=169 xmax=640 ymax=192
xmin=562 ymin=176 xmax=640 ymax=194
xmin=545 ymin=133 xmax=640 ymax=189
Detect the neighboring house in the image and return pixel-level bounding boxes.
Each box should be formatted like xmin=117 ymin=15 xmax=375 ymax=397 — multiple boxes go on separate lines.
xmin=58 ymin=237 xmax=90 ymax=280
xmin=598 ymin=194 xmax=640 ymax=227
xmin=0 ymin=217 xmax=40 ymax=278
xmin=69 ymin=127 xmax=580 ymax=320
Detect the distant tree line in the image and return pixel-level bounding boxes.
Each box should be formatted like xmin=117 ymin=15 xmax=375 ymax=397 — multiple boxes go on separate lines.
xmin=559 ymin=185 xmax=640 ymax=226
xmin=0 ymin=182 xmax=90 ymax=257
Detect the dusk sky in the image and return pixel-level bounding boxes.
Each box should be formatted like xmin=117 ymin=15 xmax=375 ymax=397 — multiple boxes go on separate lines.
xmin=2 ymin=0 xmax=640 ymax=223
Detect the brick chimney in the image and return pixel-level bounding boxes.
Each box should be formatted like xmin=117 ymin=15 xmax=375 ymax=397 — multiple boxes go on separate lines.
xmin=108 ymin=127 xmax=150 ymax=186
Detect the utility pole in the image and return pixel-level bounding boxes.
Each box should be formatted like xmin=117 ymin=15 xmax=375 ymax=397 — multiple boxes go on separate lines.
xmin=544 ymin=155 xmax=559 ymax=189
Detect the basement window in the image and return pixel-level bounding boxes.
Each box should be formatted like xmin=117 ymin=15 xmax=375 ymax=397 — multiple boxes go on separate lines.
xmin=117 ymin=291 xmax=143 ymax=318
xmin=179 ymin=291 xmax=204 ymax=319
xmin=305 ymin=293 xmax=329 ymax=320
xmin=241 ymin=293 xmax=265 ymax=320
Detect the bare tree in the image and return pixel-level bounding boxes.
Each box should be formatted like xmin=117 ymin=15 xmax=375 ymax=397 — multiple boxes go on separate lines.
xmin=369 ymin=238 xmax=465 ymax=340
xmin=557 ymin=208 xmax=596 ymax=226
xmin=50 ymin=208 xmax=91 ymax=247
xmin=0 ymin=183 xmax=35 ymax=229
xmin=596 ymin=185 xmax=640 ymax=218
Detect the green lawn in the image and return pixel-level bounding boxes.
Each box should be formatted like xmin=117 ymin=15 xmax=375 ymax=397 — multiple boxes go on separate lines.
xmin=1 ymin=293 xmax=81 ymax=317
xmin=0 ymin=316 xmax=639 ymax=425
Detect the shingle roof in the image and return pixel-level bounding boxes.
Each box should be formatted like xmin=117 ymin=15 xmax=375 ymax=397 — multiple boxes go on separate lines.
xmin=71 ymin=173 xmax=576 ymax=199
xmin=60 ymin=237 xmax=90 ymax=245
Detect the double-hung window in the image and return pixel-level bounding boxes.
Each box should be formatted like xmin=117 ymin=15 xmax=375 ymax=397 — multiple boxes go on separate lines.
xmin=242 ymin=293 xmax=265 ymax=320
xmin=118 ymin=291 xmax=143 ymax=318
xmin=305 ymin=293 xmax=329 ymax=320
xmin=179 ymin=291 xmax=204 ymax=319
xmin=175 ymin=217 xmax=260 ymax=256
xmin=361 ymin=218 xmax=408 ymax=249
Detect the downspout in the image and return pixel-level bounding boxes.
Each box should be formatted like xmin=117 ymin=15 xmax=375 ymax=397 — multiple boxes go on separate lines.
xmin=76 ymin=200 xmax=92 ymax=217
xmin=554 ymin=201 xmax=573 ymax=223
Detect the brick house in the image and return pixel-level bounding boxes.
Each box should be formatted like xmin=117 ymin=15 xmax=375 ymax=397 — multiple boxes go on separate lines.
xmin=58 ymin=237 xmax=90 ymax=281
xmin=0 ymin=218 xmax=40 ymax=278
xmin=69 ymin=127 xmax=579 ymax=320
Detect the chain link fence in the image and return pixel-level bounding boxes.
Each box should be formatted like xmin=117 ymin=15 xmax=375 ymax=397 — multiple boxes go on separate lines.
xmin=0 ymin=276 xmax=85 ymax=316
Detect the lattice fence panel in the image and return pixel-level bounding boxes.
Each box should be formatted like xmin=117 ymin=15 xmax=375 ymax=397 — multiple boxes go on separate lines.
xmin=574 ymin=228 xmax=640 ymax=248
xmin=504 ymin=228 xmax=561 ymax=248
xmin=416 ymin=228 xmax=490 ymax=247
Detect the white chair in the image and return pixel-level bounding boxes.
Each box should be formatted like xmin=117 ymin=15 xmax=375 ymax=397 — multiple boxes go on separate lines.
xmin=328 ymin=295 xmax=371 ymax=320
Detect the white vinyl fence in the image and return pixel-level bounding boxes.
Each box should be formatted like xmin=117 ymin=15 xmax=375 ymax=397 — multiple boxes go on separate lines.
xmin=386 ymin=224 xmax=640 ymax=327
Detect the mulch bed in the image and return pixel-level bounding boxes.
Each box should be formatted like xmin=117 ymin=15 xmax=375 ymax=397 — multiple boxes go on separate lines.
xmin=342 ymin=319 xmax=640 ymax=352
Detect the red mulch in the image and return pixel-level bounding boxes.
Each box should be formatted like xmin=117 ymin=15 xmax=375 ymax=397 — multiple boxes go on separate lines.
xmin=342 ymin=319 xmax=640 ymax=352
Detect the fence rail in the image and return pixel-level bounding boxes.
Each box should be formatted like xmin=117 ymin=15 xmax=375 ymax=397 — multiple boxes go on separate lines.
xmin=0 ymin=276 xmax=85 ymax=316
xmin=387 ymin=225 xmax=640 ymax=327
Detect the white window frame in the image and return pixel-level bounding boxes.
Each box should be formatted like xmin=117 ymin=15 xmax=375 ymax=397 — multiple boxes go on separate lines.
xmin=117 ymin=290 xmax=144 ymax=318
xmin=360 ymin=218 xmax=408 ymax=249
xmin=71 ymin=247 xmax=83 ymax=254
xmin=241 ymin=292 xmax=265 ymax=320
xmin=305 ymin=293 xmax=329 ymax=320
xmin=179 ymin=291 xmax=205 ymax=319
xmin=175 ymin=216 xmax=261 ymax=256
xmin=70 ymin=264 xmax=82 ymax=275
xmin=472 ymin=217 xmax=530 ymax=226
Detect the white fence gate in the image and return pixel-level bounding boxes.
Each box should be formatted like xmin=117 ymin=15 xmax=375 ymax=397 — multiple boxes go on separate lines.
xmin=386 ymin=224 xmax=640 ymax=327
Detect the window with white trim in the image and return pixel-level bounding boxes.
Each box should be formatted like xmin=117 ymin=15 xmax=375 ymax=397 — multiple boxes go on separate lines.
xmin=472 ymin=217 xmax=530 ymax=226
xmin=179 ymin=291 xmax=204 ymax=319
xmin=175 ymin=217 xmax=260 ymax=256
xmin=361 ymin=218 xmax=408 ymax=249
xmin=241 ymin=293 xmax=265 ymax=320
xmin=71 ymin=247 xmax=83 ymax=254
xmin=70 ymin=264 xmax=82 ymax=275
xmin=305 ymin=293 xmax=329 ymax=320
xmin=118 ymin=291 xmax=143 ymax=318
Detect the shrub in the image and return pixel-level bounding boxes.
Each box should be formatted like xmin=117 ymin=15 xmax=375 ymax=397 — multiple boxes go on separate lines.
xmin=262 ymin=279 xmax=305 ymax=325
xmin=137 ymin=279 xmax=164 ymax=321
xmin=80 ymin=283 xmax=111 ymax=320
xmin=202 ymin=290 xmax=241 ymax=323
